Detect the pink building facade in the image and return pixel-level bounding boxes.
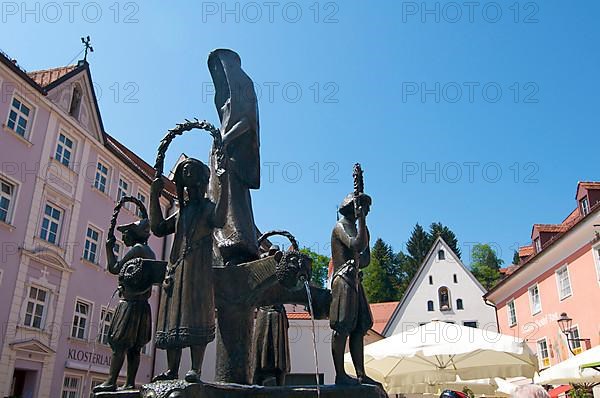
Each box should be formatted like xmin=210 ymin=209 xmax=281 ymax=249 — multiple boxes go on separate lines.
xmin=0 ymin=51 xmax=174 ymax=398
xmin=486 ymin=182 xmax=600 ymax=373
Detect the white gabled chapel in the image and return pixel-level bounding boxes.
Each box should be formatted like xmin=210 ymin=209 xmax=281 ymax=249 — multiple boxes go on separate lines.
xmin=383 ymin=237 xmax=497 ymax=336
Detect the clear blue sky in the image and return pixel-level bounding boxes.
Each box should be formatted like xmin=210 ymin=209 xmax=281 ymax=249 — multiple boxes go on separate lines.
xmin=2 ymin=1 xmax=598 ymax=265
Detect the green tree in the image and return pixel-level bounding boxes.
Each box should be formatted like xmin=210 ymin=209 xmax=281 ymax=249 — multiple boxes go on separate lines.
xmin=512 ymin=250 xmax=520 ymax=265
xmin=300 ymin=248 xmax=329 ymax=288
xmin=429 ymin=222 xmax=461 ymax=258
xmin=406 ymin=223 xmax=431 ymax=268
xmin=363 ymin=238 xmax=398 ymax=303
xmin=470 ymin=244 xmax=504 ymax=290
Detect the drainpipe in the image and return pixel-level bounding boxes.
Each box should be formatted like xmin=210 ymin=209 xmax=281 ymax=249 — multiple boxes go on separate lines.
xmin=150 ymin=197 xmax=175 ymax=379
xmin=484 ymin=299 xmax=500 ymax=333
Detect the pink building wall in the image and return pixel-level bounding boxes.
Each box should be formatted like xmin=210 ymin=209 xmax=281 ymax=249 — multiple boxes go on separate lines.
xmin=0 ymin=54 xmax=174 ymax=398
xmin=495 ymin=243 xmax=600 ymax=367
xmin=487 ymin=192 xmax=600 ymax=371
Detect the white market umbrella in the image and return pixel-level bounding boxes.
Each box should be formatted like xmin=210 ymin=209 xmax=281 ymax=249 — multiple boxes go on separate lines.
xmin=398 ymin=376 xmax=506 ymax=396
xmin=345 ymin=321 xmax=537 ymax=394
xmin=534 ymin=345 xmax=600 ymax=385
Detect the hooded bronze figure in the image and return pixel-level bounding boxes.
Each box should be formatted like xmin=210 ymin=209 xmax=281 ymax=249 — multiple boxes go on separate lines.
xmin=208 ymin=49 xmax=260 ymax=266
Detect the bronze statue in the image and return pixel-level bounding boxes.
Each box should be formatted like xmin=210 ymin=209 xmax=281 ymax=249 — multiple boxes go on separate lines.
xmin=329 ymin=164 xmax=377 ymax=386
xmin=251 ymin=304 xmax=291 ymax=386
xmin=150 ymin=157 xmax=228 ymax=383
xmin=93 ymin=197 xmax=156 ymax=393
xmin=208 ymin=49 xmax=260 ymax=266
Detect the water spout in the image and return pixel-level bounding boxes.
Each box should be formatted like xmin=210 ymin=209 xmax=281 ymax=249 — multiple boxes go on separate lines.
xmin=303 ymin=279 xmax=321 ymax=398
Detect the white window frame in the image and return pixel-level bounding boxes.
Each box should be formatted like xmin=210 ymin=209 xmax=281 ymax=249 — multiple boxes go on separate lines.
xmin=113 ymin=240 xmax=123 ymax=261
xmin=528 ymin=284 xmax=541 ymax=315
xmin=94 ymin=159 xmax=110 ymax=194
xmin=117 ymin=176 xmax=130 ymax=201
xmin=83 ymin=225 xmax=101 ymax=264
xmin=136 ymin=190 xmax=147 ymax=217
xmin=568 ymin=325 xmax=583 ymax=355
xmin=537 ymin=338 xmax=550 ymax=369
xmin=555 ymin=265 xmax=572 ymax=301
xmin=593 ymin=244 xmax=600 ymax=284
xmin=23 ymin=285 xmax=49 ymax=330
xmin=580 ymin=196 xmax=590 ymax=216
xmin=507 ymin=299 xmax=517 ymax=327
xmin=54 ymin=131 xmax=76 ymax=168
xmin=0 ymin=176 xmax=17 ymax=224
xmin=40 ymin=203 xmax=63 ymax=245
xmin=71 ymin=299 xmax=93 ymax=340
xmin=534 ymin=237 xmax=542 ymax=252
xmin=61 ymin=374 xmax=82 ymax=398
xmin=98 ymin=307 xmax=114 ymax=345
xmin=6 ymin=94 xmax=34 ymax=138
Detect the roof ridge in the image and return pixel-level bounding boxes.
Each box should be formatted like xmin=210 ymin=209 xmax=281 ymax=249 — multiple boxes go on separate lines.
xmin=27 ymin=64 xmax=79 ymax=74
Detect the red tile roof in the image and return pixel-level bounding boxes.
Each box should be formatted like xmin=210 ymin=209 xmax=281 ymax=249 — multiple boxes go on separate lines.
xmin=27 ymin=65 xmax=79 ymax=87
xmin=104 ymin=133 xmax=176 ymax=198
xmin=500 ymin=264 xmax=519 ymax=276
xmin=578 ymin=181 xmax=600 ymax=190
xmin=518 ymin=245 xmax=533 ymax=257
xmin=562 ymin=207 xmax=580 ymax=225
xmin=287 ymin=312 xmax=312 ymax=320
xmin=533 ymin=224 xmax=569 ymax=233
xmin=369 ymin=301 xmax=399 ymax=334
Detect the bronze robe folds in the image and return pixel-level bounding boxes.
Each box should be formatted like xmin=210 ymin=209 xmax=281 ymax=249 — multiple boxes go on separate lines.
xmin=155 ymin=200 xmax=216 ymax=349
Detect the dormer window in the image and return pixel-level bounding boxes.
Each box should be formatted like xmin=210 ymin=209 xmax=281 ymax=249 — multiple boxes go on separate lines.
xmin=69 ymin=83 xmax=83 ymax=118
xmin=580 ymin=196 xmax=590 ymax=216
xmin=534 ymin=237 xmax=542 ymax=253
xmin=438 ymin=249 xmax=445 ymax=260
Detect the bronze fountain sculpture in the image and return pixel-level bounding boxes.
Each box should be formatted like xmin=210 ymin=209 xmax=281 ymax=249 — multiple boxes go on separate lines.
xmin=94 ymin=49 xmax=386 ymax=398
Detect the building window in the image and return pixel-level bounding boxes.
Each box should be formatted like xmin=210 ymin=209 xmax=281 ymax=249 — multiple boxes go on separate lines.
xmin=23 ymin=286 xmax=48 ymax=329
xmin=556 ymin=266 xmax=572 ymax=300
xmin=71 ymin=300 xmax=91 ymax=340
xmin=594 ymin=246 xmax=600 ymax=282
xmin=534 ymin=237 xmax=542 ymax=253
xmin=40 ymin=203 xmax=62 ymax=245
xmin=117 ymin=178 xmax=129 ymax=201
xmin=98 ymin=308 xmax=114 ymax=345
xmin=537 ymin=339 xmax=550 ymax=368
xmin=69 ymin=83 xmax=82 ymax=117
xmin=55 ymin=133 xmax=74 ymax=168
xmin=456 ymin=298 xmax=464 ymax=310
xmin=94 ymin=161 xmax=109 ymax=193
xmin=7 ymin=96 xmax=32 ymax=137
xmin=507 ymin=300 xmax=517 ymax=326
xmin=83 ymin=227 xmax=100 ymax=263
xmin=136 ymin=191 xmax=147 ymax=217
xmin=427 ymin=300 xmax=434 ymax=311
xmin=438 ymin=286 xmax=451 ymax=311
xmin=528 ymin=284 xmax=541 ymax=315
xmin=580 ymin=196 xmax=590 ymax=216
xmin=453 ymin=274 xmax=458 ymax=283
xmin=0 ymin=178 xmax=15 ymax=223
xmin=428 ymin=275 xmax=433 ymax=285
xmin=61 ymin=375 xmax=81 ymax=398
xmin=463 ymin=321 xmax=477 ymax=328
xmin=114 ymin=242 xmax=122 ymax=260
xmin=569 ymin=326 xmax=583 ymax=355
xmin=438 ymin=249 xmax=445 ymax=260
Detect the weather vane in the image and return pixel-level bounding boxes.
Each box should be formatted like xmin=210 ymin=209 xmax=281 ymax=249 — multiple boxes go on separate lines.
xmin=81 ymin=36 xmax=93 ymax=62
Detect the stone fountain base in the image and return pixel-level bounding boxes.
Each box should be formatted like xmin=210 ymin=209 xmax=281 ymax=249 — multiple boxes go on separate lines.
xmin=138 ymin=381 xmax=388 ymax=398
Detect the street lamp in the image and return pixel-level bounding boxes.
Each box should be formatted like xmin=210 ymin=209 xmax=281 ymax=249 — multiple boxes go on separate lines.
xmin=557 ymin=312 xmax=590 ymax=355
